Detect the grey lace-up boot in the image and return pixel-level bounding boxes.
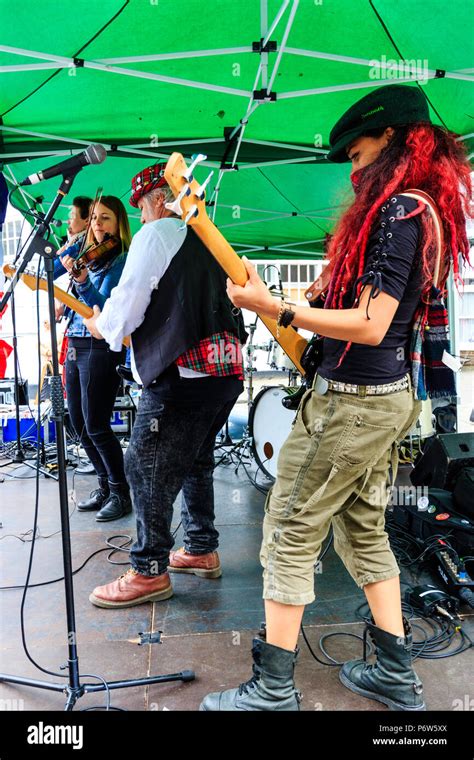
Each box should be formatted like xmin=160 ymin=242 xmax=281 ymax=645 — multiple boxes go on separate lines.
xmin=200 ymin=634 xmax=301 ymax=711
xmin=339 ymin=616 xmax=426 ymax=711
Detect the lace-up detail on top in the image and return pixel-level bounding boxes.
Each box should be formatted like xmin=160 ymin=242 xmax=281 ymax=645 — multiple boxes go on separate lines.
xmin=351 ymin=195 xmax=425 ymax=319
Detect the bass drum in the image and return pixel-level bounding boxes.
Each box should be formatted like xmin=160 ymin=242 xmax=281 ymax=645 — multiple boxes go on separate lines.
xmin=249 ymin=386 xmax=297 ymax=480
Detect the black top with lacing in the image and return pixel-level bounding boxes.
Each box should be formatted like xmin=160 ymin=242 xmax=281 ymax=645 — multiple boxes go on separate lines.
xmin=318 ymin=194 xmax=423 ymax=385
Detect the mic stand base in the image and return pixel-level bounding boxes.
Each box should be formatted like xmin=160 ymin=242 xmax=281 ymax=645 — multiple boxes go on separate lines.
xmin=11 ymin=448 xmax=26 ymax=464
xmin=0 ymin=670 xmax=196 ymax=712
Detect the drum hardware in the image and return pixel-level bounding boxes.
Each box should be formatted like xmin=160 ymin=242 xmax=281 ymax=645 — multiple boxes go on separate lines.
xmin=215 ymin=310 xmax=304 ymax=484
xmin=244 ymin=314 xmax=259 ymax=408
xmin=269 ymin=340 xmax=296 ymax=373
xmin=215 ymin=316 xmax=258 ymax=469
xmin=242 ymin=314 xmax=274 ymax=409
xmin=215 ymin=426 xmax=254 ymax=472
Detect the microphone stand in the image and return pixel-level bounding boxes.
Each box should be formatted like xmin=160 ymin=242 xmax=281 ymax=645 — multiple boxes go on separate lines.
xmin=0 ymin=172 xmax=194 ymax=710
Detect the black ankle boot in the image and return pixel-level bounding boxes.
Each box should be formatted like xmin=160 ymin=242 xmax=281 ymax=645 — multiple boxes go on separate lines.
xmin=95 ymin=482 xmax=132 ymax=522
xmin=339 ymin=616 xmax=425 ymax=711
xmin=77 ymin=477 xmax=110 ymax=512
xmin=200 ymin=631 xmax=301 ymax=711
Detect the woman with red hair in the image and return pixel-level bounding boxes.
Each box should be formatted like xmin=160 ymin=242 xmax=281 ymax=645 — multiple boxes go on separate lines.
xmin=201 ymin=84 xmax=472 ymax=712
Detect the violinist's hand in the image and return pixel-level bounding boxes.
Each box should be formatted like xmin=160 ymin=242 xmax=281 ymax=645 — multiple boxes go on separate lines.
xmin=226 ymin=257 xmax=276 ymax=316
xmin=84 ymin=305 xmax=104 ymax=340
xmin=61 ymin=254 xmax=88 ymax=283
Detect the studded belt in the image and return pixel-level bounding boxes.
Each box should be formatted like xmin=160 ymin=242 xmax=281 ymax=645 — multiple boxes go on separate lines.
xmin=317 ymin=374 xmax=410 ymax=397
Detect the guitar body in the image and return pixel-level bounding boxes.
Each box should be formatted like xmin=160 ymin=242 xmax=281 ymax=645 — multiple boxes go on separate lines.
xmin=3 ymin=264 xmax=130 ymax=347
xmin=164 ymin=153 xmax=307 ymax=375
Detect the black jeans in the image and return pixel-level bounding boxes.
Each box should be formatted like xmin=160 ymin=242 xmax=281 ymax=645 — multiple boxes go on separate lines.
xmin=65 ymin=337 xmax=126 ymax=484
xmin=126 ymin=368 xmax=242 ymax=575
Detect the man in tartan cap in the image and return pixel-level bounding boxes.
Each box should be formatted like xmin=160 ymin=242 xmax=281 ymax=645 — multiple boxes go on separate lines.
xmin=85 ymin=160 xmax=247 ymax=608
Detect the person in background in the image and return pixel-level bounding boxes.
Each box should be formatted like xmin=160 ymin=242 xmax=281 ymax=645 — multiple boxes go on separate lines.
xmin=54 ymin=196 xmax=132 ymax=521
xmin=55 ymin=196 xmax=92 ymax=322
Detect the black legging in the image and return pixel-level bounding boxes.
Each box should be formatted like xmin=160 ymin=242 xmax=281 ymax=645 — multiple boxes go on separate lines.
xmin=65 ymin=336 xmax=126 ymax=484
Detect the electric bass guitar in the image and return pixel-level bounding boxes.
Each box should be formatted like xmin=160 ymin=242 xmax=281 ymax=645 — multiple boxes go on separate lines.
xmin=164 ymin=153 xmax=308 ymax=374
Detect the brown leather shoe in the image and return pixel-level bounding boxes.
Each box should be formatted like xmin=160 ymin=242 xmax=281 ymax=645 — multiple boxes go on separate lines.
xmin=168 ymin=547 xmax=222 ymax=578
xmin=89 ymin=568 xmax=173 ymax=608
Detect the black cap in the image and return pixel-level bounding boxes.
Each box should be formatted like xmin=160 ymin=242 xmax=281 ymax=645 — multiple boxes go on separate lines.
xmin=327 ymin=84 xmax=431 ymax=163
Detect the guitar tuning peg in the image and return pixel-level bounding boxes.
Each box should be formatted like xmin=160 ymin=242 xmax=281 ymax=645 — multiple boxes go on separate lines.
xmin=184 ymin=153 xmax=207 ymax=183
xmin=165 ymin=198 xmax=183 ymax=216
xmin=178 ymin=204 xmax=199 ymax=231
xmin=184 ymin=205 xmax=198 ymax=224
xmin=165 ymin=183 xmax=191 ymax=215
xmin=195 ymin=170 xmax=214 ymax=201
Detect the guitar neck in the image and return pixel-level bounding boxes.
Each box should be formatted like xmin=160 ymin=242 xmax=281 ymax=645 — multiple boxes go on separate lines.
xmin=43 ymin=281 xmax=130 ymax=348
xmin=49 ymin=281 xmax=93 ymax=319
xmin=191 ymin=215 xmax=307 ymax=374
xmin=2 ymin=264 xmax=130 ymax=348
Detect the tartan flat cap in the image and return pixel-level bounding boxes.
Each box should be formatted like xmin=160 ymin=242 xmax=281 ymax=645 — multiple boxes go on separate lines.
xmin=130 ymin=162 xmax=168 ymax=207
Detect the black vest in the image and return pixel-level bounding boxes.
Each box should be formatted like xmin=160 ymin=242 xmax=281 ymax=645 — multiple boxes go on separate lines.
xmin=133 ymin=227 xmax=248 ymax=388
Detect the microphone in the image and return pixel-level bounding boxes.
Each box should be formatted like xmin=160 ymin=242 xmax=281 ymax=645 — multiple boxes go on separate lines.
xmin=20 ymin=144 xmax=107 ymax=186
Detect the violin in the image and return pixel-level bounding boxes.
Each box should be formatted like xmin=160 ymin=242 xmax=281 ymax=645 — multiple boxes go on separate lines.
xmin=71 ymin=233 xmax=122 ymax=277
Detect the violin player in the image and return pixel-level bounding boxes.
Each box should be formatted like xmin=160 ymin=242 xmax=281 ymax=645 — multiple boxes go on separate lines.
xmin=53 ymin=195 xmax=133 ymax=521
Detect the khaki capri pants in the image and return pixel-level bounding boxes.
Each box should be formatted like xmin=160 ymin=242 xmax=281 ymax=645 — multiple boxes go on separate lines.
xmin=260 ymin=372 xmax=422 ymax=606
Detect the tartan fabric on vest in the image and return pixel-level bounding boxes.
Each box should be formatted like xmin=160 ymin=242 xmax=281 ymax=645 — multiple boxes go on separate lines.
xmin=176 ymin=331 xmax=244 ymax=379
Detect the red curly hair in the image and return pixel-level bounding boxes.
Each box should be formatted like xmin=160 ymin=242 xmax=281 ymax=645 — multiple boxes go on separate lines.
xmin=323 ymin=123 xmax=472 ymax=367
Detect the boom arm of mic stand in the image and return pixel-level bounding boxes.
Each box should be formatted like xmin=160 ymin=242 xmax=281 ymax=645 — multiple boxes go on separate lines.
xmin=0 ymin=171 xmax=80 ymax=314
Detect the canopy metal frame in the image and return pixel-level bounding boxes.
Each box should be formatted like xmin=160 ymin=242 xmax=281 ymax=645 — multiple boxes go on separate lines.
xmin=2 ymin=0 xmax=472 ymax=160
xmin=1 ymin=1 xmax=472 ymax=252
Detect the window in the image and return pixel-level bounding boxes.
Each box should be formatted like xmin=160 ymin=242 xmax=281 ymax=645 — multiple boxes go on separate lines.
xmin=1 ymin=219 xmax=24 ymax=258
xmin=250 ymin=259 xmax=326 ymax=303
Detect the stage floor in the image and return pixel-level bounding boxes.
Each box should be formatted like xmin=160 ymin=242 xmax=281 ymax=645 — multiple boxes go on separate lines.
xmin=0 ymin=456 xmax=472 ymax=712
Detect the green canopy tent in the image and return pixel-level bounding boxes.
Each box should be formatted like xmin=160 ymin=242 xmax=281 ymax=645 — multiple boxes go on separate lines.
xmin=1 ymin=0 xmax=473 ymax=259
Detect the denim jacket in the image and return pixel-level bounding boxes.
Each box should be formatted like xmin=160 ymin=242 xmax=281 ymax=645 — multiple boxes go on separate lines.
xmin=53 ymin=246 xmax=127 ymax=338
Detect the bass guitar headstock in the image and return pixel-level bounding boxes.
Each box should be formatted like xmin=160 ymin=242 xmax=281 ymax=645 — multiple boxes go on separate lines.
xmin=3 ymin=263 xmax=47 ymax=292
xmin=164 ymin=153 xmax=213 ymax=228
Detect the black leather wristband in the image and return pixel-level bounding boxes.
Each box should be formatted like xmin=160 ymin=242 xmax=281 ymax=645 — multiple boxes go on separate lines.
xmin=280 ymin=307 xmax=296 ymax=328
